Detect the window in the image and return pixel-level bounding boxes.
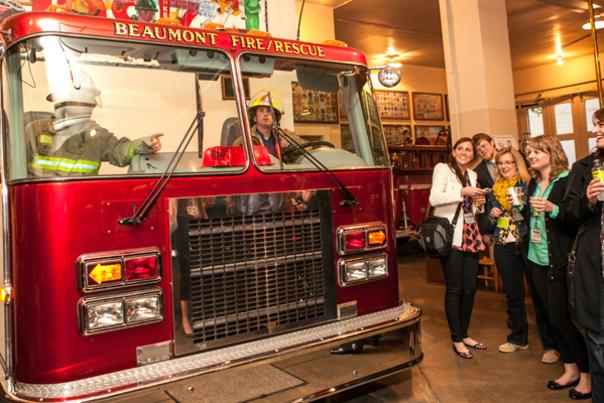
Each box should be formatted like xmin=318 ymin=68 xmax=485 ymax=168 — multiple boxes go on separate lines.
xmin=554 ymin=103 xmax=573 ymax=135
xmin=4 ymin=36 xmax=240 ymax=181
xmin=560 ymin=140 xmax=576 ymax=165
xmin=585 ymin=98 xmax=600 ymax=130
xmin=528 ymin=107 xmax=544 ymax=136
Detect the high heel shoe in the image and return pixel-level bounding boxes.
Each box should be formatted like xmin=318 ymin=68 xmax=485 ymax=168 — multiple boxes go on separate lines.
xmin=452 ymin=344 xmax=473 ymax=359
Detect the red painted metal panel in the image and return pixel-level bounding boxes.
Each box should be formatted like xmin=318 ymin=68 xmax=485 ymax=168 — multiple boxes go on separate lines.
xmin=10 ymin=167 xmax=398 ymax=383
xmin=0 ymin=12 xmax=367 ymax=66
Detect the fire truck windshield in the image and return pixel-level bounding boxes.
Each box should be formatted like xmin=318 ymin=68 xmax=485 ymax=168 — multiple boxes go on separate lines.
xmin=2 ymin=35 xmax=388 ymax=182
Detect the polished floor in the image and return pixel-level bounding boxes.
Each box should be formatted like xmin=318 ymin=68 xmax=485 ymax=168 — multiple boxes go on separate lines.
xmin=328 ymin=241 xmax=578 ymax=402
xmin=102 ymin=242 xmax=577 ymax=403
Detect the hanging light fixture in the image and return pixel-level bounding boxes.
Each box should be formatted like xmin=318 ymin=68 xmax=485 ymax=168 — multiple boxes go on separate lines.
xmin=583 ymin=14 xmax=604 ymax=30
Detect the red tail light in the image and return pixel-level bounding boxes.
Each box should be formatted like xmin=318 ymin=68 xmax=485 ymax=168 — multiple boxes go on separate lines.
xmin=344 ymin=230 xmax=366 ymax=251
xmin=124 ymin=255 xmax=159 ymax=281
xmin=78 ymin=248 xmax=161 ymax=292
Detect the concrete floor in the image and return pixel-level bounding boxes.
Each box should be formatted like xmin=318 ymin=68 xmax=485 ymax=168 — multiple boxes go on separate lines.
xmin=94 ymin=241 xmax=577 ymax=403
xmin=328 ymin=241 xmax=576 ymax=403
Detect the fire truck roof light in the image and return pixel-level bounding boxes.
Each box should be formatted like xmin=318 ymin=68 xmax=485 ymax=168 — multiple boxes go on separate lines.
xmin=202 ymin=146 xmax=271 ymax=167
xmin=322 ymin=39 xmax=348 ymax=47
xmin=88 ymin=262 xmax=122 ymax=285
xmin=247 ymin=30 xmax=272 ymax=37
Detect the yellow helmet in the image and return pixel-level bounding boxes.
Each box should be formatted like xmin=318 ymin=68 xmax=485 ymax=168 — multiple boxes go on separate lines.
xmin=248 ymin=91 xmax=283 ymax=122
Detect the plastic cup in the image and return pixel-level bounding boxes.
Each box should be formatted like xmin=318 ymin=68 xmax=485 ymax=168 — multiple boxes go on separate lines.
xmin=529 ymin=196 xmax=543 ymax=217
xmin=594 ymin=170 xmax=604 ymax=201
xmin=507 ymin=187 xmax=520 ymax=206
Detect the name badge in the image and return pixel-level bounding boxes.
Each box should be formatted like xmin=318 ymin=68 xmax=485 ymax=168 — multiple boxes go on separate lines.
xmin=531 ymin=229 xmax=542 ymax=243
xmin=497 ymin=217 xmax=510 ymax=229
xmin=464 ymin=212 xmax=476 ymax=225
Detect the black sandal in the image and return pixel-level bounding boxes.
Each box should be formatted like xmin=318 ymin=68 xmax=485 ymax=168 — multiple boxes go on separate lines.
xmin=452 ymin=344 xmax=473 ymax=359
xmin=464 ymin=341 xmax=487 ymax=350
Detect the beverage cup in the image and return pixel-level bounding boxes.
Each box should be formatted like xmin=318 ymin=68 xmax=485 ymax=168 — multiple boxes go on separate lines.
xmin=591 ymin=169 xmax=604 ymax=201
xmin=530 ymin=196 xmax=543 ymax=217
xmin=507 ymin=187 xmax=520 ymax=206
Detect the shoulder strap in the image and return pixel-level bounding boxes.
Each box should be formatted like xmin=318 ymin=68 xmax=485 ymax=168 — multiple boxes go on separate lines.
xmin=451 ymin=202 xmax=462 ymax=225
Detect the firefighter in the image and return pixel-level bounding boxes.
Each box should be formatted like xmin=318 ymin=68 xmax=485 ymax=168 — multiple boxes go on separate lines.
xmin=26 ymin=71 xmax=162 ymax=177
xmin=247 ymin=91 xmax=288 ymax=157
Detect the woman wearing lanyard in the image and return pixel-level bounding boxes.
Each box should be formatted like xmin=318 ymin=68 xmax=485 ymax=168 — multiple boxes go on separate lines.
xmin=485 ymin=148 xmax=531 ymax=353
xmin=429 ymin=137 xmax=488 ymax=359
xmin=525 ymin=135 xmax=591 ymax=400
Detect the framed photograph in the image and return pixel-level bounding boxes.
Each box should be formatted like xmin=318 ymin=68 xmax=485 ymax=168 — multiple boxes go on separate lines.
xmin=412 ymin=92 xmax=444 ymax=121
xmin=292 ymin=82 xmax=339 ymax=124
xmin=374 ymin=90 xmax=410 ymax=120
xmin=383 ymin=124 xmax=412 ymax=146
xmin=221 ymin=76 xmax=250 ymax=100
xmin=414 ymin=125 xmax=447 ymax=146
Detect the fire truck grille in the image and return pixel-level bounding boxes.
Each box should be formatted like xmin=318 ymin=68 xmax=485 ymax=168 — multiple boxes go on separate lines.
xmin=184 ymin=204 xmax=336 ymax=347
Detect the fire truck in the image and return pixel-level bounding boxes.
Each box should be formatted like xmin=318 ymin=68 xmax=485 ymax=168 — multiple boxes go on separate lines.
xmin=0 ymin=9 xmax=422 ymax=401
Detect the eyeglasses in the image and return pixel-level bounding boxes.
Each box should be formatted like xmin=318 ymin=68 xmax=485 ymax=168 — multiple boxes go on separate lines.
xmin=497 ymin=160 xmax=516 ymax=166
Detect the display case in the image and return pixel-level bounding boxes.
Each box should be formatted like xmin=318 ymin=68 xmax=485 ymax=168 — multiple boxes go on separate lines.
xmin=389 ymin=145 xmax=449 ymax=174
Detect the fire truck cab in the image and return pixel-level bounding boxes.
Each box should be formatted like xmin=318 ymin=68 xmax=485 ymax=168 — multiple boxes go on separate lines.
xmin=0 ymin=11 xmax=421 ymax=401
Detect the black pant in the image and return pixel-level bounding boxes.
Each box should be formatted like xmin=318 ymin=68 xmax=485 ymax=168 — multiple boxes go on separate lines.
xmin=524 ymin=264 xmax=557 ymax=350
xmin=494 ymin=244 xmax=528 ymax=345
xmin=528 ymin=262 xmax=589 ymax=372
xmin=441 ymin=249 xmax=479 ymax=343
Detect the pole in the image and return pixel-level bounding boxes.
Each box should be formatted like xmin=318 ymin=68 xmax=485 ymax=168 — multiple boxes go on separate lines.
xmin=588 ymin=0 xmax=604 ymax=105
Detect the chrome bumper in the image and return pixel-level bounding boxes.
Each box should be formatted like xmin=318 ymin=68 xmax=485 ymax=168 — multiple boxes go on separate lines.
xmin=8 ymin=303 xmax=421 ymax=402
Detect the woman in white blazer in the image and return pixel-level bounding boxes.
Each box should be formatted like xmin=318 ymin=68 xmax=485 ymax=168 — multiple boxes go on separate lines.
xmin=429 ymin=137 xmax=489 ymax=359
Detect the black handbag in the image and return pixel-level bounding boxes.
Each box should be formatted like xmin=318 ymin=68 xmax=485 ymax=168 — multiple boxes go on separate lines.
xmin=417 ymin=203 xmax=462 ymax=258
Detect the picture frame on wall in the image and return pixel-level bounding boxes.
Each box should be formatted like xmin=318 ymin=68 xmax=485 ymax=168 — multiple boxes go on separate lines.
xmin=383 ymin=124 xmax=413 ymax=146
xmin=292 ymin=82 xmax=339 ymax=124
xmin=414 ymin=125 xmax=447 ymax=146
xmin=221 ymin=76 xmax=250 ymax=100
xmin=412 ymin=92 xmax=444 ymax=121
xmin=374 ymin=90 xmax=410 ymax=120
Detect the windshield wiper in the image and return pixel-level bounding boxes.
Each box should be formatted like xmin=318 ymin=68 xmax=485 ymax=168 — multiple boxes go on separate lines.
xmin=120 ymin=111 xmax=204 ymax=226
xmin=266 ymin=93 xmax=358 ymax=208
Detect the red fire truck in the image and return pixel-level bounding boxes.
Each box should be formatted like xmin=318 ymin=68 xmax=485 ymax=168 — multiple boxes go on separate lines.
xmin=0 ymin=10 xmax=422 ymax=401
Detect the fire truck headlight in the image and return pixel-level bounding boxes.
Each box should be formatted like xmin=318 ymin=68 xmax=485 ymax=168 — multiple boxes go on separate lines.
xmin=79 ymin=289 xmax=163 ymax=335
xmin=340 ymin=259 xmax=367 ymax=284
xmin=126 ymin=294 xmax=162 ymax=324
xmin=367 ymin=256 xmax=388 ymax=279
xmin=85 ymin=301 xmax=124 ymax=332
xmin=339 ymin=254 xmax=389 ymax=286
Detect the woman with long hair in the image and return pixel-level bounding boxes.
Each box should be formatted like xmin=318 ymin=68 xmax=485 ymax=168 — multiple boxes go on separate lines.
xmin=429 ymin=137 xmax=489 ymax=359
xmin=485 ymin=148 xmax=532 ymax=353
xmin=525 ymin=135 xmax=590 ymax=399
xmin=562 ymin=108 xmax=604 ymax=400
